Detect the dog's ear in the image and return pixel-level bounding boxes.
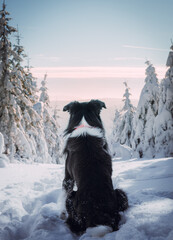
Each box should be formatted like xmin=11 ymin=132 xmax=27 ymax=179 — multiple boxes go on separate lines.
xmin=89 ymin=100 xmax=106 ymax=112
xmin=63 ymin=101 xmax=79 ymax=113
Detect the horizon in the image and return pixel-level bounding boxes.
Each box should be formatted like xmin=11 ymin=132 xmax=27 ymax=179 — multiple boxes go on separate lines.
xmin=5 ymin=0 xmax=173 ymax=101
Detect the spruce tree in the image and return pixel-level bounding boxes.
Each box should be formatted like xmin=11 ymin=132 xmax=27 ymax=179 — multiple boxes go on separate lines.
xmin=39 ymin=73 xmax=50 ymax=106
xmin=18 ymin=59 xmax=52 ymax=163
xmin=39 ymin=74 xmax=60 ymax=163
xmin=25 ymin=56 xmax=38 ymax=104
xmin=112 ymin=82 xmax=135 ymax=147
xmin=0 ymin=2 xmax=52 ymax=162
xmin=110 ymin=109 xmax=121 ymax=157
xmin=111 ymin=82 xmax=135 ymax=158
xmin=153 ymin=44 xmax=173 ymax=157
xmin=53 ymin=106 xmax=60 ymax=124
xmin=0 ymin=1 xmax=18 ymax=155
xmin=131 ymin=61 xmax=159 ymax=158
xmin=112 ymin=109 xmax=121 ymax=143
xmin=120 ymin=82 xmax=135 ymax=146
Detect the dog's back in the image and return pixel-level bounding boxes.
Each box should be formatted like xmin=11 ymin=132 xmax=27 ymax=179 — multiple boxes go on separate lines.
xmin=62 ymin=100 xmax=128 ymax=234
xmin=64 ymin=134 xmax=112 ymax=188
xmin=64 ymin=134 xmax=121 ymax=231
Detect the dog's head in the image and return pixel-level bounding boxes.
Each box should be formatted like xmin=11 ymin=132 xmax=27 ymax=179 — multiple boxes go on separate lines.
xmin=63 ymin=100 xmax=106 ymax=135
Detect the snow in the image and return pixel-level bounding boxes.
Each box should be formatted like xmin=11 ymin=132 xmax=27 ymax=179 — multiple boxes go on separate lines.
xmin=110 ymin=143 xmax=133 ymax=160
xmin=0 ymin=133 xmax=9 ymax=168
xmin=33 ymin=102 xmax=44 ymax=117
xmin=154 ymin=50 xmax=173 ymax=157
xmin=0 ymin=157 xmax=173 ymax=240
xmin=0 ymin=132 xmax=4 ymax=154
xmin=0 ymin=154 xmax=9 ymax=168
xmin=82 ymin=226 xmax=112 ymax=238
xmin=111 ymin=82 xmax=135 ymax=149
xmin=131 ymin=61 xmax=159 ymax=158
xmin=166 ymin=51 xmax=173 ymax=67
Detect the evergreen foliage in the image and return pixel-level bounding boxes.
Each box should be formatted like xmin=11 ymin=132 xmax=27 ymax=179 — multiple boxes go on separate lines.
xmin=39 ymin=75 xmax=60 ymax=163
xmin=0 ymin=2 xmax=60 ymax=163
xmin=153 ymin=44 xmax=173 ymax=157
xmin=131 ymin=61 xmax=159 ymax=158
xmin=112 ymin=82 xmax=135 ymax=156
xmin=0 ymin=1 xmax=18 ymax=155
xmin=39 ymin=74 xmax=50 ymax=106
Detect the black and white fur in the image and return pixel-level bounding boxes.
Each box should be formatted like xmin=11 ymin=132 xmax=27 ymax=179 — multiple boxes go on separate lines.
xmin=62 ymin=100 xmax=128 ymax=235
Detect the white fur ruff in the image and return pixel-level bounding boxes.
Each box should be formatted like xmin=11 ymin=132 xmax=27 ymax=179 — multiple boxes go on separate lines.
xmin=70 ymin=126 xmax=103 ymax=138
xmin=70 ymin=117 xmax=104 ymax=138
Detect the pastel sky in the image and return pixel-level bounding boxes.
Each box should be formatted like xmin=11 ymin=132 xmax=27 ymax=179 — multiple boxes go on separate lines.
xmin=6 ymin=0 xmax=173 ymax=100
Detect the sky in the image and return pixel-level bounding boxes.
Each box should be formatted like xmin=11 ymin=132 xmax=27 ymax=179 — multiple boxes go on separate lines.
xmin=4 ymin=0 xmax=173 ymax=101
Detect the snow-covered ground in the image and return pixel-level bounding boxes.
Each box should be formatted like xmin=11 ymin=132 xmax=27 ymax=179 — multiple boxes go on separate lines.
xmin=0 ymin=157 xmax=173 ymax=240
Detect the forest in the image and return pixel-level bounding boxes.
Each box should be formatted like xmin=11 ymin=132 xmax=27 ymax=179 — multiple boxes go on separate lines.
xmin=0 ymin=2 xmax=173 ymax=166
xmin=0 ymin=2 xmax=173 ymax=240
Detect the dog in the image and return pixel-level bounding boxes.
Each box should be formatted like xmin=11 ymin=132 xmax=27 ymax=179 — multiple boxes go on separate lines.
xmin=62 ymin=100 xmax=128 ymax=234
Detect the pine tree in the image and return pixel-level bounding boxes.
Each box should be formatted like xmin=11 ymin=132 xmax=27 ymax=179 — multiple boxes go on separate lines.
xmin=111 ymin=82 xmax=135 ymax=158
xmin=53 ymin=106 xmax=60 ymax=123
xmin=120 ymin=82 xmax=135 ymax=146
xmin=131 ymin=61 xmax=159 ymax=158
xmin=112 ymin=82 xmax=135 ymax=147
xmin=0 ymin=2 xmax=52 ymax=162
xmin=25 ymin=56 xmax=38 ymax=104
xmin=112 ymin=109 xmax=121 ymax=143
xmin=43 ymin=107 xmax=60 ymax=163
xmin=0 ymin=1 xmax=18 ymax=155
xmin=13 ymin=30 xmax=49 ymax=162
xmin=39 ymin=73 xmax=50 ymax=106
xmin=39 ymin=75 xmax=60 ymax=163
xmin=110 ymin=109 xmax=121 ymax=157
xmin=153 ymin=43 xmax=173 ymax=157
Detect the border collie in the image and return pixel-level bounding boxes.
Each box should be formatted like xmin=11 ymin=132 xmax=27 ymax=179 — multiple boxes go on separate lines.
xmin=62 ymin=100 xmax=128 ymax=235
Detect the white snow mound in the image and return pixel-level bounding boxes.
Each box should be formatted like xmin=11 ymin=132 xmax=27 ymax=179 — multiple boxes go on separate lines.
xmin=85 ymin=225 xmax=112 ymax=237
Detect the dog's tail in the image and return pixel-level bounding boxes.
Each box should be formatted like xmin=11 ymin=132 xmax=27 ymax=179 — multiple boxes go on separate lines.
xmin=115 ymin=188 xmax=128 ymax=212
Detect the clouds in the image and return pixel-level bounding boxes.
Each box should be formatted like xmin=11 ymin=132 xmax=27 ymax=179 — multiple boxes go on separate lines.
xmin=31 ymin=66 xmax=166 ymax=79
xmin=34 ymin=54 xmax=60 ymax=63
xmin=31 ymin=65 xmax=166 ymax=101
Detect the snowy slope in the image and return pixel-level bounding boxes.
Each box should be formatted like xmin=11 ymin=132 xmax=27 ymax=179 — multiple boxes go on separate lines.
xmin=0 ymin=157 xmax=173 ymax=240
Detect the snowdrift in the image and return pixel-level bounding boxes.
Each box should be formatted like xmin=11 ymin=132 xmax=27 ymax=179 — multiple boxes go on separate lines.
xmin=0 ymin=157 xmax=173 ymax=240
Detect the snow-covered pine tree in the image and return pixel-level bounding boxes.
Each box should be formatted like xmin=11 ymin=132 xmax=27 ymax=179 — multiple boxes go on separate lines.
xmin=110 ymin=109 xmax=122 ymax=157
xmin=111 ymin=82 xmax=135 ymax=158
xmin=0 ymin=1 xmax=19 ymax=156
xmin=131 ymin=61 xmax=159 ymax=158
xmin=112 ymin=109 xmax=121 ymax=144
xmin=53 ymin=106 xmax=60 ymax=123
xmin=39 ymin=73 xmax=50 ymax=106
xmin=112 ymin=82 xmax=135 ymax=147
xmin=120 ymin=82 xmax=135 ymax=146
xmin=12 ymin=29 xmax=52 ymax=162
xmin=38 ymin=75 xmax=60 ymax=163
xmin=153 ymin=43 xmax=173 ymax=157
xmin=0 ymin=2 xmax=51 ymax=162
xmin=25 ymin=56 xmax=38 ymax=105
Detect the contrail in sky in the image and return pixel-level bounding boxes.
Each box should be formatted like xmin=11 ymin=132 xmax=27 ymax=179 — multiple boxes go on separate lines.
xmin=123 ymin=45 xmax=168 ymax=52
